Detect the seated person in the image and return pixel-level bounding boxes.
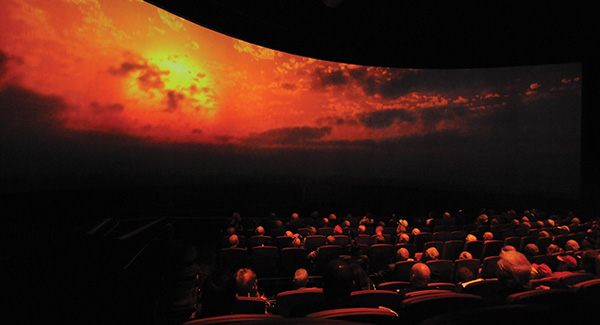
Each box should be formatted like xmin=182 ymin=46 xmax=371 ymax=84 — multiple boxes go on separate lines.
xmin=399 ymin=263 xmax=431 ymax=299
xmin=235 ymin=268 xmax=265 ymax=299
xmin=292 ymin=268 xmax=310 ymax=289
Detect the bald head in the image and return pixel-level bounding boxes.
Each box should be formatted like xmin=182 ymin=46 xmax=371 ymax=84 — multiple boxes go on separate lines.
xmin=410 ymin=263 xmax=431 ymax=288
xmin=293 ymin=268 xmax=309 ymax=289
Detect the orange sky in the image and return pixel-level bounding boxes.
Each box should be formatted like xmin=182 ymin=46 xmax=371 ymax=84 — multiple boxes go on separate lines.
xmin=0 ymin=0 xmax=581 ymax=148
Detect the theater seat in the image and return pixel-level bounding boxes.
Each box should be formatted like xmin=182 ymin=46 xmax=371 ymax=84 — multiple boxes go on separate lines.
xmin=274 ymin=288 xmax=325 ymax=317
xmin=306 ymin=307 xmax=399 ymax=324
xmin=183 ymin=314 xmax=282 ymax=324
xmin=400 ymin=292 xmax=483 ymax=324
xmin=348 ymin=290 xmax=402 ymax=313
xmin=232 ymin=296 xmax=266 ymax=314
xmin=505 ymin=288 xmax=578 ymax=306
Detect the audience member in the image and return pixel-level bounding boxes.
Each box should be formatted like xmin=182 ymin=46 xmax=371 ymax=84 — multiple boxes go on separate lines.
xmin=420 ymin=247 xmax=440 ymax=263
xmin=458 ymin=251 xmax=473 ymax=260
xmin=546 ymin=244 xmax=562 ymax=255
xmin=496 ymin=251 xmax=533 ymax=296
xmin=292 ymin=268 xmax=309 ymax=289
xmin=522 ymin=243 xmax=539 ymax=263
xmin=227 ymin=234 xmax=239 ymax=247
xmin=235 ymin=268 xmax=263 ymax=298
xmin=483 ymin=232 xmax=494 ymax=241
xmin=550 ymin=255 xmax=579 ymax=278
xmin=564 ymin=239 xmax=580 ymax=252
xmin=399 ymin=263 xmax=431 ymax=298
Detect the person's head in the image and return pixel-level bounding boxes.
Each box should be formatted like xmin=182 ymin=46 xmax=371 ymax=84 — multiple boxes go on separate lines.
xmin=483 ymin=232 xmax=494 ymax=241
xmin=456 ymin=267 xmax=475 ymax=283
xmin=580 ymin=250 xmax=599 ymax=275
xmin=459 ymin=251 xmax=473 ymax=260
xmin=477 ymin=214 xmax=489 ymax=225
xmin=556 ymin=254 xmax=578 ymax=271
xmin=397 ymin=233 xmax=410 ymax=243
xmin=235 ymin=268 xmax=258 ymax=296
xmin=225 ymin=226 xmax=236 ymax=236
xmin=322 ymin=259 xmax=353 ymax=301
xmin=412 ymin=228 xmax=421 ymax=236
xmin=291 ymin=213 xmax=299 ymax=220
xmin=293 ymin=268 xmax=309 ymax=289
xmin=564 ymin=239 xmax=580 ymax=252
xmin=496 ymin=251 xmax=532 ymax=292
xmin=375 ymin=225 xmax=384 ymax=235
xmin=546 ymin=244 xmax=562 ymax=255
xmin=291 ymin=236 xmax=303 ymax=247
xmin=228 ymin=234 xmax=239 ymax=247
xmin=255 ymin=226 xmax=265 ymax=236
xmin=410 ymin=263 xmax=431 ymax=288
xmin=373 ymin=233 xmax=385 ymax=244
xmin=308 ymin=226 xmax=317 ymax=236
xmin=466 ymin=234 xmax=477 ymax=242
xmin=285 ymin=230 xmax=294 ymax=237
xmin=358 ymin=224 xmax=366 ymax=233
xmin=538 ymin=230 xmax=550 ymax=238
xmin=500 ymin=245 xmax=516 ymax=257
xmin=422 ymin=247 xmax=439 ymax=262
xmin=523 ymin=243 xmax=539 ymax=261
xmin=396 ymin=247 xmax=410 ymax=261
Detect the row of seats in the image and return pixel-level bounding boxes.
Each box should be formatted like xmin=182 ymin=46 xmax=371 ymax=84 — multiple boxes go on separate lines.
xmin=219 ymin=239 xmax=589 ymax=280
xmin=185 ymin=278 xmax=600 ymax=324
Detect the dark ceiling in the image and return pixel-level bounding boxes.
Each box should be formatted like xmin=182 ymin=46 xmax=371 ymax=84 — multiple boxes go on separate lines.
xmin=144 ymin=0 xmax=592 ymax=69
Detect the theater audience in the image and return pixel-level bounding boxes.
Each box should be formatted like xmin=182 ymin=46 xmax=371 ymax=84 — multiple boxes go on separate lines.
xmin=550 ymin=255 xmax=579 ymax=278
xmin=522 ymin=243 xmax=539 ymax=263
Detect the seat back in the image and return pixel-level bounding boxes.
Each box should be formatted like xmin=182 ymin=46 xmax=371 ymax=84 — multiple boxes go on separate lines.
xmin=306 ymin=307 xmax=399 ymax=324
xmin=464 ymin=240 xmax=484 ymax=260
xmin=377 ymin=281 xmax=411 ymax=292
xmin=433 ymin=231 xmax=451 ymax=242
xmin=272 ymin=236 xmax=292 ymax=251
xmin=250 ymin=246 xmax=278 ymax=278
xmin=368 ymin=243 xmax=394 ymax=274
xmin=348 ymin=290 xmax=402 ymax=312
xmin=414 ymin=232 xmax=433 ymax=252
xmin=518 ymin=235 xmax=537 ymax=252
xmin=536 ymin=236 xmax=552 ymax=255
xmin=317 ymin=227 xmax=334 ymax=236
xmin=480 ymin=240 xmax=503 ymax=260
xmin=233 ymin=296 xmax=266 ymax=314
xmin=183 ymin=314 xmax=283 ymax=324
xmin=454 ymin=258 xmax=481 ymax=283
xmin=423 ymin=241 xmax=444 ymax=255
xmin=461 ymin=278 xmax=500 ymax=297
xmin=426 ymin=259 xmax=455 ymax=283
xmin=480 ymin=255 xmax=500 ymax=279
xmin=395 ymin=243 xmax=417 ymax=259
xmin=505 ymin=288 xmax=578 ymax=306
xmin=503 ymin=236 xmax=521 ymax=249
xmin=279 ymin=247 xmax=307 ymax=277
xmin=450 ymin=230 xmax=467 ymax=240
xmin=357 ymin=234 xmax=372 ymax=246
xmin=218 ymin=247 xmax=248 ymax=273
xmin=304 ymin=235 xmax=327 ymax=252
xmin=394 ymin=260 xmax=417 ymax=281
xmin=557 ymin=272 xmax=595 ymax=286
xmin=274 ymin=288 xmax=325 ymax=317
xmin=333 ymin=234 xmax=350 ymax=247
xmin=401 ymin=292 xmax=483 ymax=324
xmin=442 ymin=240 xmax=465 ymax=260
xmin=314 ymin=244 xmax=343 ymax=274
xmin=247 ymin=235 xmax=272 ymax=248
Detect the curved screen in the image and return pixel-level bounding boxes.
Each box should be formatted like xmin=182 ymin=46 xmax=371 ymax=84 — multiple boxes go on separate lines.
xmin=0 ymin=1 xmax=581 ymax=201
